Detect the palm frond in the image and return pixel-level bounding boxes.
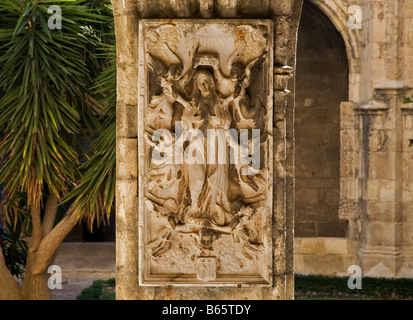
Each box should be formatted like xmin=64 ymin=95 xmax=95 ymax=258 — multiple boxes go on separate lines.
xmin=0 ymin=0 xmax=114 ymax=214
xmin=64 ymin=34 xmax=116 ymax=230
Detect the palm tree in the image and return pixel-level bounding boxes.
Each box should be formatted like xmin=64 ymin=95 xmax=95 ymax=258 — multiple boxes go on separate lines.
xmin=0 ymin=0 xmax=116 ymax=299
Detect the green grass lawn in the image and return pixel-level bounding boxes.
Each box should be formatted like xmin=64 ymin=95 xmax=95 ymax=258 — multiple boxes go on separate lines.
xmin=294 ymin=274 xmax=413 ymax=300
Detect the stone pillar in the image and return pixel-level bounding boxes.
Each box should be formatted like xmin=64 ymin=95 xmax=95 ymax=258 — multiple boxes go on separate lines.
xmin=354 ymin=0 xmax=413 ymax=277
xmin=339 ymin=101 xmax=361 ymax=243
xmin=113 ymin=0 xmax=303 ymax=299
xmin=356 ymin=86 xmax=409 ymax=277
xmin=355 ymin=98 xmax=396 ymax=277
xmin=113 ymin=0 xmax=141 ymax=300
xmin=400 ymin=103 xmax=413 ymax=277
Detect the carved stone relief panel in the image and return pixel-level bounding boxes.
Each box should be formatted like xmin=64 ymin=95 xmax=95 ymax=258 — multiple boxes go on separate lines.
xmin=138 ymin=20 xmax=273 ymax=285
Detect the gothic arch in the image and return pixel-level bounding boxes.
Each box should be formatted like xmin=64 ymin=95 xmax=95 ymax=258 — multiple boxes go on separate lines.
xmin=295 ymin=0 xmax=349 ymax=237
xmin=308 ymin=0 xmax=362 ymax=103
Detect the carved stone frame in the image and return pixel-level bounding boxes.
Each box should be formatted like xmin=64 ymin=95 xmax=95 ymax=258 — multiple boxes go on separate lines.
xmin=138 ymin=19 xmax=274 ymax=286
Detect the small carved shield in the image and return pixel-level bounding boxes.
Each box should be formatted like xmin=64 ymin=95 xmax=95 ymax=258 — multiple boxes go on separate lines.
xmin=196 ymin=257 xmax=217 ymax=282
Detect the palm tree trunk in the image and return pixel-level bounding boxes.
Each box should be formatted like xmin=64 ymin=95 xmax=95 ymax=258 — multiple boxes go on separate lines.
xmin=20 ymin=255 xmax=51 ymax=300
xmin=0 ymin=249 xmax=23 ymax=300
xmin=19 ymin=205 xmax=80 ymax=299
xmin=18 ymin=204 xmax=51 ymax=300
xmin=0 ymin=201 xmax=80 ymax=299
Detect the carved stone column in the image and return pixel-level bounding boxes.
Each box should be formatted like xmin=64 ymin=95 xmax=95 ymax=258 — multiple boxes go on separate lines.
xmin=354 ymin=0 xmax=413 ymax=277
xmin=339 ymin=101 xmax=361 ymax=243
xmin=400 ymin=103 xmax=413 ymax=277
xmin=113 ymin=0 xmax=303 ymax=299
xmin=356 ymin=84 xmax=410 ymax=277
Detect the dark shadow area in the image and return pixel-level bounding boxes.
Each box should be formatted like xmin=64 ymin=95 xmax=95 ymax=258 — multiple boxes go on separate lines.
xmin=295 ymin=0 xmax=349 ymax=237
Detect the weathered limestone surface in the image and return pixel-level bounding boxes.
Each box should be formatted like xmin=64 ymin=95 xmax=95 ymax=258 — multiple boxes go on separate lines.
xmin=294 ymin=238 xmax=358 ymax=276
xmin=295 ymin=1 xmax=348 ymax=238
xmin=114 ymin=0 xmax=303 ymax=299
xmin=294 ymin=0 xmax=413 ymax=279
xmin=138 ymin=20 xmax=273 ymax=286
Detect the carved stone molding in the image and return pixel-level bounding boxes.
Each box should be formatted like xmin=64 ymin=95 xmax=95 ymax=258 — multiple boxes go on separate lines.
xmin=354 ymin=100 xmax=388 ymax=114
xmin=374 ymin=81 xmax=413 ymax=96
xmin=401 ymin=103 xmax=413 ymax=115
xmin=138 ymin=20 xmax=273 ymax=286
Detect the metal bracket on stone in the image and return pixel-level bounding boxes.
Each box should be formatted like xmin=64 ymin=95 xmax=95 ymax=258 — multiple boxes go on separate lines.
xmin=274 ymin=65 xmax=293 ymax=92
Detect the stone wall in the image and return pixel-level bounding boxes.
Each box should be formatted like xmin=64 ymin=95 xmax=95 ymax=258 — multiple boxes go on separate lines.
xmin=294 ymin=238 xmax=357 ymax=276
xmin=295 ymin=1 xmax=348 ymax=237
xmin=294 ymin=0 xmax=413 ymax=279
xmin=113 ymin=0 xmax=303 ymax=299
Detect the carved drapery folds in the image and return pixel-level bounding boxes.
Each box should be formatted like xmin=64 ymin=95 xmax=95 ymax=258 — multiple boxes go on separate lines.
xmin=138 ymin=20 xmax=273 ymax=285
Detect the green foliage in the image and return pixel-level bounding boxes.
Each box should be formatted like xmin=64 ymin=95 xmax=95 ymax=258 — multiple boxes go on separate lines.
xmin=0 ymin=0 xmax=115 ymax=222
xmin=295 ymin=274 xmax=413 ymax=300
xmin=0 ymin=0 xmax=105 ymax=209
xmin=0 ymin=197 xmax=31 ymax=278
xmin=76 ymin=278 xmax=115 ymax=300
xmin=0 ymin=0 xmax=116 ymax=275
xmin=64 ymin=30 xmax=116 ymax=230
xmin=403 ymin=96 xmax=413 ymax=104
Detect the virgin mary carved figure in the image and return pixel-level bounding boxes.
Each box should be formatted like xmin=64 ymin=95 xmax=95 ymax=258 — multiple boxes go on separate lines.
xmin=181 ymin=69 xmax=232 ymax=227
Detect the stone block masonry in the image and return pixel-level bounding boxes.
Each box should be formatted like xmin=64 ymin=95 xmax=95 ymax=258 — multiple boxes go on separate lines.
xmin=113 ymin=0 xmax=303 ymax=299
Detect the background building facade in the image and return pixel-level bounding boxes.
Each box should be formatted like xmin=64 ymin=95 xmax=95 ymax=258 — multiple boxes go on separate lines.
xmin=295 ymin=0 xmax=413 ymax=278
